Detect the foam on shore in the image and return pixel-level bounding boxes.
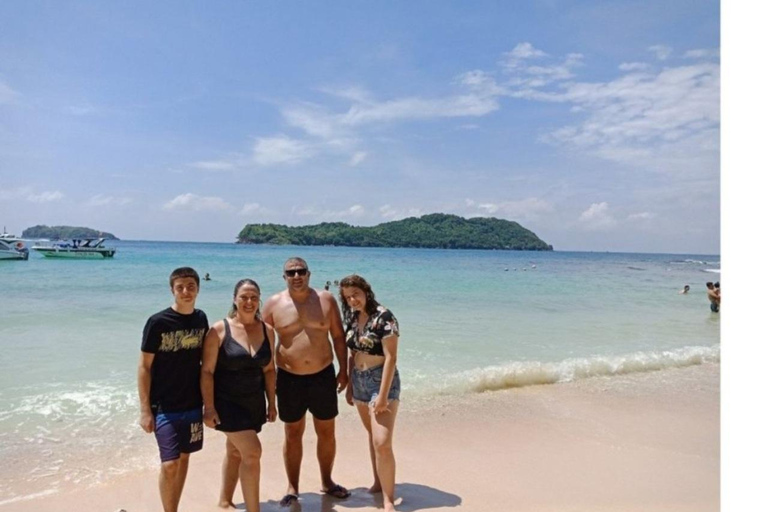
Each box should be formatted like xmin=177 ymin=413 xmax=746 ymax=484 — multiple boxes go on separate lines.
xmin=449 ymin=345 xmax=720 ymax=393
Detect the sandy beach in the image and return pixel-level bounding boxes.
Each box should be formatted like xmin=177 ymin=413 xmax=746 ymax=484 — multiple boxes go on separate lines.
xmin=1 ymin=363 xmax=718 ymax=512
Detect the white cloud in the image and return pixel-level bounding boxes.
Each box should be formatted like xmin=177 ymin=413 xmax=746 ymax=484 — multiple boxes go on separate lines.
xmin=340 ymin=94 xmax=499 ymax=126
xmin=648 ymin=44 xmax=673 ymax=61
xmin=197 ymin=42 xmax=716 ymax=183
xmin=321 ymin=86 xmax=377 ymax=104
xmin=466 ymin=197 xmax=554 ymax=221
xmin=253 ymin=136 xmax=313 ymax=166
xmin=87 ymin=194 xmax=132 ymax=206
xmin=499 ymin=42 xmax=548 ymax=71
xmin=349 ymin=151 xmax=367 ymax=166
xmin=628 ymin=212 xmax=656 ymax=221
xmin=347 ymin=204 xmax=365 ymax=216
xmin=283 ymin=104 xmax=339 ymax=139
xmin=619 ymin=62 xmax=650 ymax=71
xmin=259 ymin=84 xmax=501 ymax=169
xmin=525 ymin=53 xmax=583 ymax=81
xmin=684 ymin=48 xmax=720 ymax=59
xmin=0 ymin=187 xmax=65 ymax=203
xmin=458 ymin=70 xmax=506 ymax=96
xmin=379 ymin=204 xmax=423 ymax=220
xmin=290 ymin=204 xmax=366 ymax=221
xmin=579 ymin=202 xmax=617 ymax=230
xmin=162 ymin=193 xmax=233 ymax=212
xmin=532 ymin=62 xmax=720 ymax=171
xmin=27 ymin=191 xmax=64 ymax=203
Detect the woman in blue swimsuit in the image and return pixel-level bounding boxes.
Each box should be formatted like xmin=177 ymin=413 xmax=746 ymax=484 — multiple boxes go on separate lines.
xmin=339 ymin=274 xmax=401 ymax=512
xmin=201 ymin=279 xmax=277 ymax=512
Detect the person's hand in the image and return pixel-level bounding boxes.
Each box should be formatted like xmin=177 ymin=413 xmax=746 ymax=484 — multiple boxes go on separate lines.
xmin=370 ymin=394 xmax=389 ymax=415
xmin=345 ymin=385 xmax=354 ymax=406
xmin=203 ymin=407 xmax=220 ymax=428
xmin=336 ymin=371 xmax=349 ymax=393
xmin=267 ymin=403 xmax=277 ymax=423
xmin=139 ymin=410 xmax=155 ymax=433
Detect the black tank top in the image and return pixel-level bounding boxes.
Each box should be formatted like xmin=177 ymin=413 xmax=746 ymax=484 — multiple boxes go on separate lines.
xmin=214 ymin=319 xmax=271 ymax=399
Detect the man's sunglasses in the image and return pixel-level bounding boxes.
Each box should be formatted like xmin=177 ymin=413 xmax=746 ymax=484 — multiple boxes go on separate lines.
xmin=284 ymin=268 xmax=308 ymax=277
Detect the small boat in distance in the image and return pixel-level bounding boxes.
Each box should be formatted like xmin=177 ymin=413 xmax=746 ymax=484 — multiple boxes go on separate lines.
xmin=0 ymin=229 xmax=29 ymax=261
xmin=32 ymin=238 xmax=116 ymax=259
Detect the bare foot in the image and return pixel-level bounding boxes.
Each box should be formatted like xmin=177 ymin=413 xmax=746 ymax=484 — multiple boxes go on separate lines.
xmin=218 ymin=500 xmax=237 ymax=509
xmin=384 ymin=502 xmax=396 ymax=512
xmin=367 ymin=484 xmax=382 ymax=494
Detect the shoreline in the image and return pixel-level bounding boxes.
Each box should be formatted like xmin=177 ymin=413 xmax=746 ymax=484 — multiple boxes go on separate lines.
xmin=0 ymin=363 xmax=719 ymax=511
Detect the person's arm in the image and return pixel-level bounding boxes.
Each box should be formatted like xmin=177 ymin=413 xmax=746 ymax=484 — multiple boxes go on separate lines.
xmin=264 ymin=325 xmax=278 ymax=422
xmin=201 ymin=324 xmax=222 ymax=428
xmin=262 ymin=296 xmax=276 ymax=329
xmin=372 ymin=334 xmax=398 ymax=415
xmin=345 ymin=351 xmax=355 ymax=406
xmin=327 ymin=294 xmax=348 ymax=392
xmin=137 ymin=352 xmax=155 ymax=433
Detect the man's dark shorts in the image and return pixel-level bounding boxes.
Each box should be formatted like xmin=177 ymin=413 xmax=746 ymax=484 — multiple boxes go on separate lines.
xmin=277 ymin=364 xmax=338 ymax=423
xmin=153 ymin=408 xmax=204 ymax=462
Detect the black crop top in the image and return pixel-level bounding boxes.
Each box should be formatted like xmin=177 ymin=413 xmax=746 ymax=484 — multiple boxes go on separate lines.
xmin=345 ymin=305 xmax=399 ymax=356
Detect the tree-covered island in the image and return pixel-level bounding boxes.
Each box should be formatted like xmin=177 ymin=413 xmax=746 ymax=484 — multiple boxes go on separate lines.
xmin=22 ymin=225 xmax=119 ymax=240
xmin=238 ymin=213 xmax=552 ymax=250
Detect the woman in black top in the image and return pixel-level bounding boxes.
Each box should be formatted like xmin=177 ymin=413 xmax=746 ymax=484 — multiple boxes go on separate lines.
xmin=339 ymin=274 xmax=401 ymax=512
xmin=201 ymin=279 xmax=276 ymax=512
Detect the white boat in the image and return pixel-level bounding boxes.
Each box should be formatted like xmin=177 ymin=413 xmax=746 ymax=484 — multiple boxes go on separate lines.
xmin=32 ymin=238 xmax=116 ymax=259
xmin=0 ymin=230 xmax=29 ymax=261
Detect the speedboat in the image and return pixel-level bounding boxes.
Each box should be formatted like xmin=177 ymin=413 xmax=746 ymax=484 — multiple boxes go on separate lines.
xmin=32 ymin=238 xmax=116 ymax=259
xmin=0 ymin=230 xmax=29 ymax=261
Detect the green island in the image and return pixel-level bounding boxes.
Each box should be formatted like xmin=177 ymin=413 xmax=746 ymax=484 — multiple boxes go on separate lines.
xmin=22 ymin=225 xmax=119 ymax=240
xmin=238 ymin=213 xmax=553 ymax=250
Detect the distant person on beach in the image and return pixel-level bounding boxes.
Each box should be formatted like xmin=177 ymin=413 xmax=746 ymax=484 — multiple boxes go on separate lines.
xmin=706 ymin=282 xmax=720 ymax=313
xmin=679 ymin=284 xmax=690 ymax=294
xmin=261 ymin=257 xmax=350 ymax=507
xmin=340 ymin=275 xmax=401 ymax=512
xmin=201 ymin=279 xmax=276 ymax=512
xmin=138 ymin=267 xmax=209 ymax=512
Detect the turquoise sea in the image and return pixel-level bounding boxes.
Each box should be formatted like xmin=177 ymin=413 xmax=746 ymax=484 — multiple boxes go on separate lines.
xmin=0 ymin=241 xmax=720 ymax=504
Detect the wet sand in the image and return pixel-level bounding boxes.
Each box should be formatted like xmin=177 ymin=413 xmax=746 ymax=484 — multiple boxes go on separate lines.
xmin=1 ymin=363 xmax=718 ymax=512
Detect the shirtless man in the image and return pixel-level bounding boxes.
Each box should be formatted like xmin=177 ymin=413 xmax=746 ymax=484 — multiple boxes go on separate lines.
xmin=262 ymin=257 xmax=350 ymax=507
xmin=706 ymin=282 xmax=720 ymax=313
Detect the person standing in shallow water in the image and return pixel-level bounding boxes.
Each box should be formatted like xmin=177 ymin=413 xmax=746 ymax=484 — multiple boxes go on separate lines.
xmin=201 ymin=279 xmax=276 ymax=512
xmin=340 ymin=274 xmax=402 ymax=512
xmin=706 ymin=282 xmax=720 ymax=313
xmin=261 ymin=257 xmax=350 ymax=507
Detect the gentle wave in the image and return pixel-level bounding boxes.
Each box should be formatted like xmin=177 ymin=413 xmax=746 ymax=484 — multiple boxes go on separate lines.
xmin=669 ymin=259 xmax=720 ymax=265
xmin=448 ymin=345 xmax=720 ymax=393
xmin=0 ymin=489 xmax=57 ymax=506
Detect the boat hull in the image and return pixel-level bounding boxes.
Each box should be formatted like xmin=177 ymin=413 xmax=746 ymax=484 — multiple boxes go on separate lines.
xmin=0 ymin=250 xmax=29 ymax=260
xmin=32 ymin=248 xmax=115 ymax=259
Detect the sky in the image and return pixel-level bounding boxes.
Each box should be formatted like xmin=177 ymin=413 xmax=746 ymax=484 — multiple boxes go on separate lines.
xmin=0 ymin=0 xmax=720 ymax=253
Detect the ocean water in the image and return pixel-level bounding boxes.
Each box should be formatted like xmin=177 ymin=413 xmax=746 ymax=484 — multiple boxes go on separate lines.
xmin=0 ymin=241 xmax=720 ymax=503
